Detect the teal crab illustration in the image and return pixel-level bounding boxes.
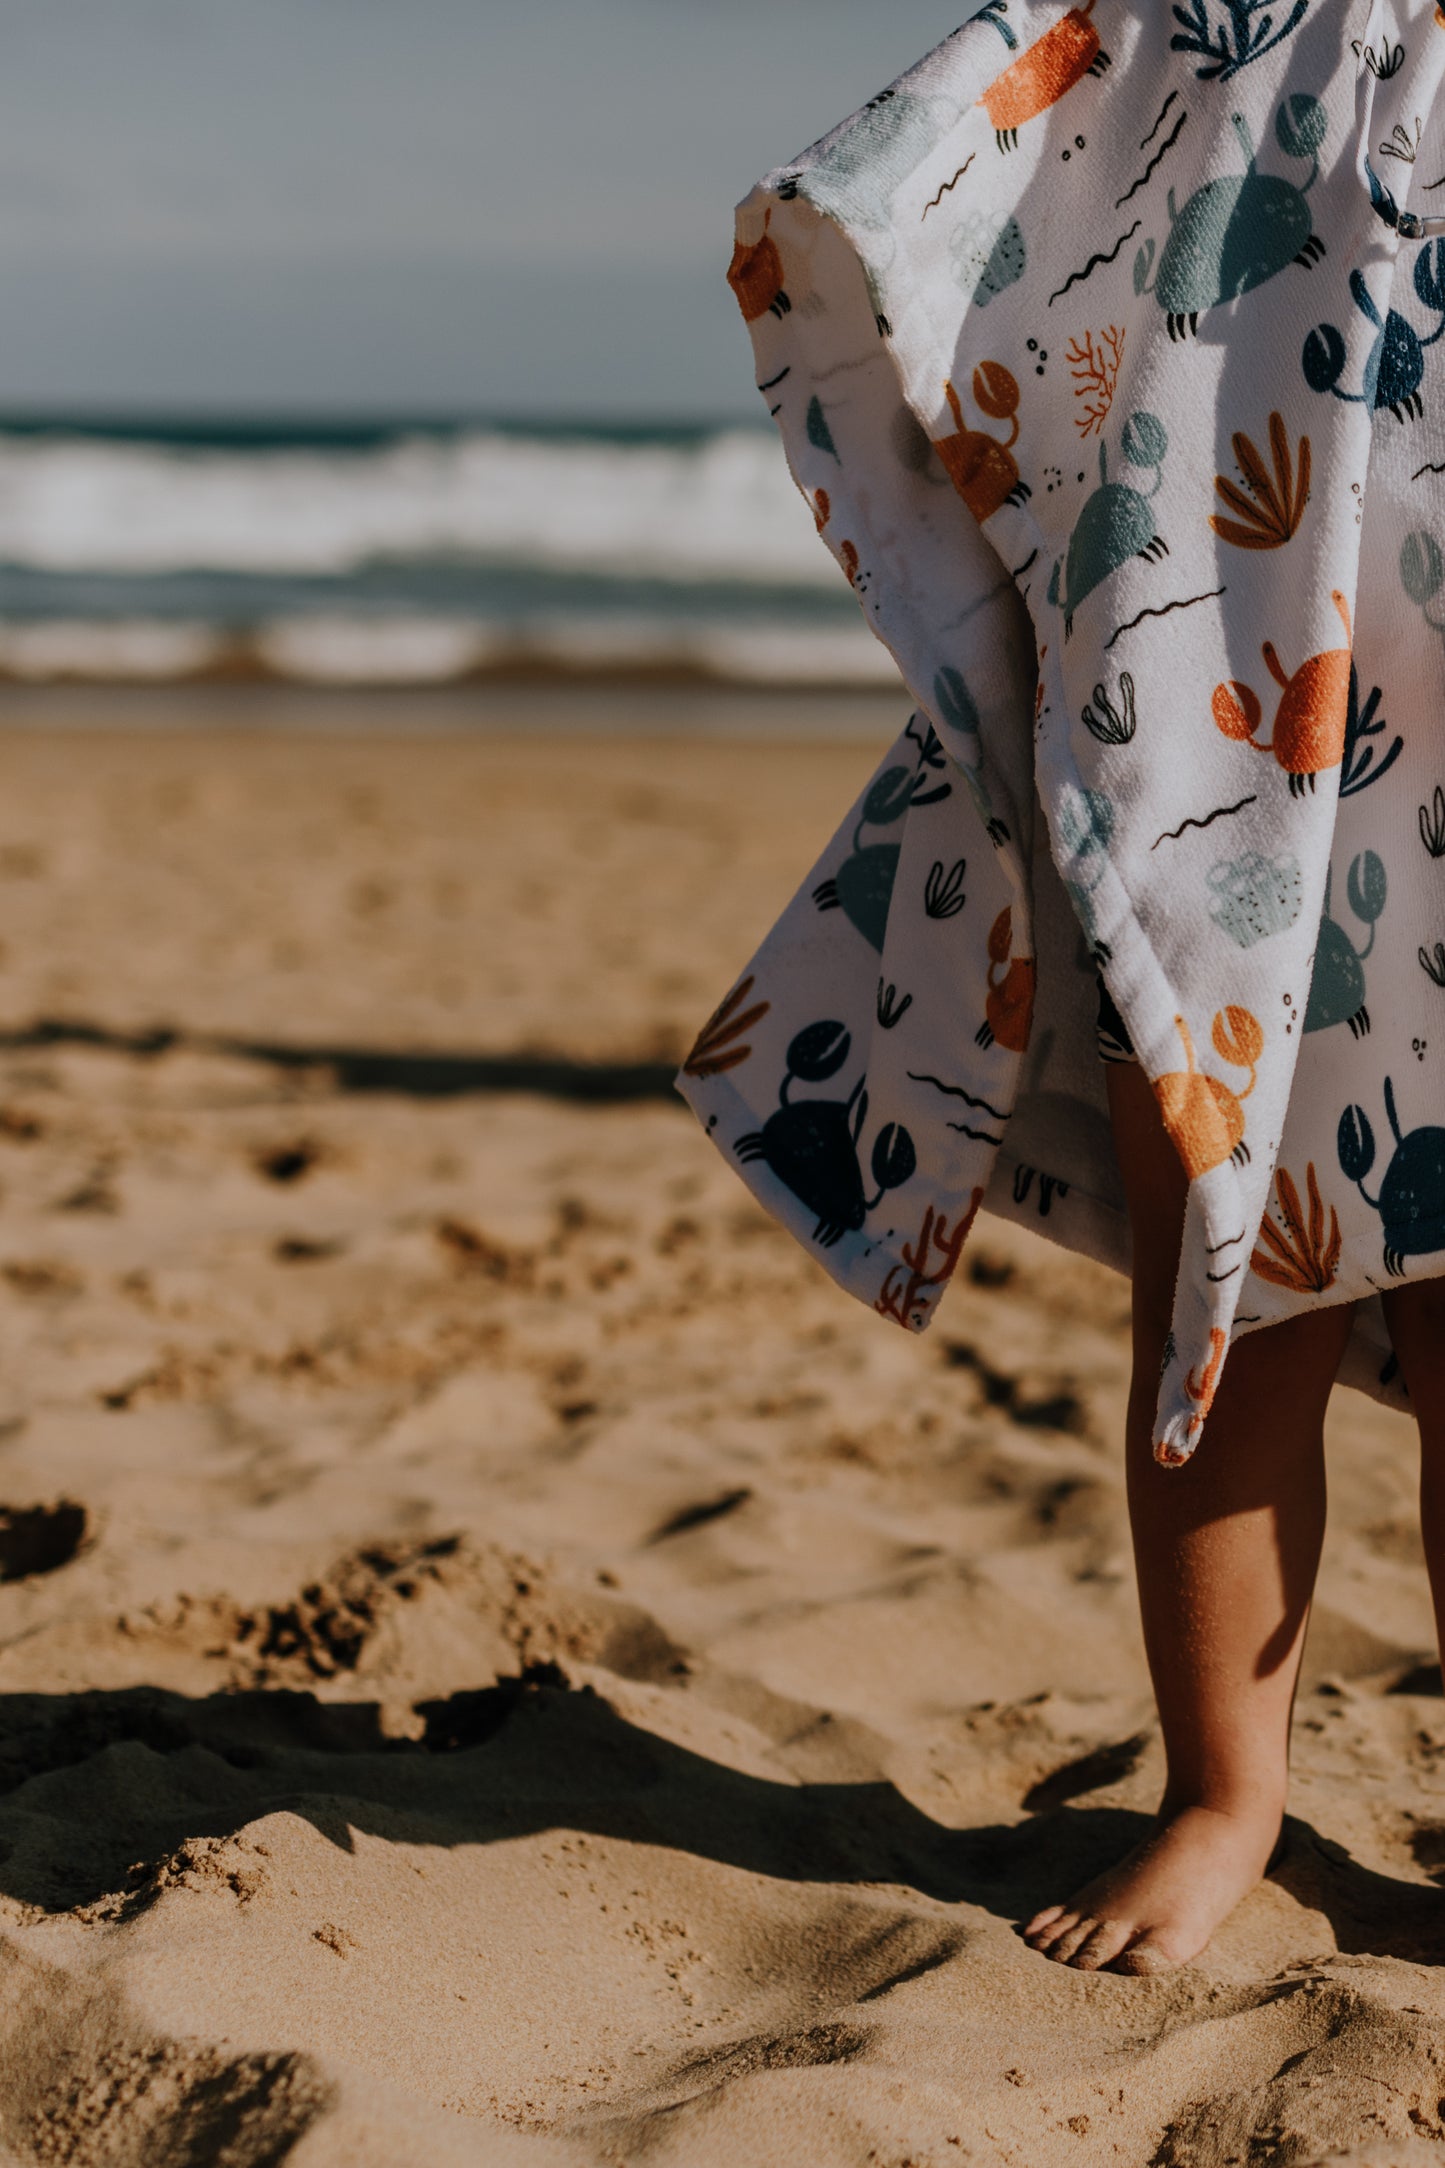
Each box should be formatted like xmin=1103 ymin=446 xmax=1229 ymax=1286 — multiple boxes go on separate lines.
xmin=1305 ymin=850 xmax=1386 ymax=1038
xmin=1048 ymin=412 xmax=1169 ymax=636
xmin=1339 ymin=1078 xmax=1445 ymax=1276
xmin=813 ymin=752 xmax=950 ymax=952
xmin=1133 ymin=96 xmax=1326 ymax=341
xmin=1303 ymin=244 xmax=1445 ymax=422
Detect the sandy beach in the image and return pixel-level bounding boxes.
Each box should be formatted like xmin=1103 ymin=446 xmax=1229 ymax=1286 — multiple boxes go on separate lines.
xmin=0 ymin=688 xmax=1439 ymax=2165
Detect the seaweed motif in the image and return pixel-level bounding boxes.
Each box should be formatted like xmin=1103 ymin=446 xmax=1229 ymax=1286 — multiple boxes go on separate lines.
xmin=1209 ymin=412 xmax=1311 ymax=550
xmin=874 ymin=1192 xmax=980 ymax=1328
xmin=924 ymin=858 xmax=968 ymax=918
xmin=1067 ymin=325 xmax=1125 ymax=437
xmin=1339 ymin=666 xmax=1403 ymax=799
xmin=684 ymin=976 xmax=770 ymax=1079
xmin=1081 ymin=672 xmax=1137 ymax=744
xmin=1251 ymin=1162 xmax=1342 ymax=1292
xmin=1420 ymin=785 xmax=1445 ymax=860
xmin=1170 ymin=0 xmax=1311 ymax=82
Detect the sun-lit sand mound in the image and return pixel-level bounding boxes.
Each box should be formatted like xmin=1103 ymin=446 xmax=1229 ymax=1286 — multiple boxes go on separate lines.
xmin=0 ymin=694 xmax=1438 ymax=2166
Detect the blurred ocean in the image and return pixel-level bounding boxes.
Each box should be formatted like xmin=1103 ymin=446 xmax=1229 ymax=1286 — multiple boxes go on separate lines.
xmin=0 ymin=416 xmax=899 ymax=690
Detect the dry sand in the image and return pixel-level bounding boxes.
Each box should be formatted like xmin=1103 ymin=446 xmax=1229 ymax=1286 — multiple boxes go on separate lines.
xmin=0 ymin=690 xmax=1438 ymax=2165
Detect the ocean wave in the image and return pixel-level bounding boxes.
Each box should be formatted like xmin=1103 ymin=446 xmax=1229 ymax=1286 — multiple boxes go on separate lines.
xmin=0 ymin=612 xmax=903 ymax=689
xmin=0 ymin=424 xmax=836 ymax=589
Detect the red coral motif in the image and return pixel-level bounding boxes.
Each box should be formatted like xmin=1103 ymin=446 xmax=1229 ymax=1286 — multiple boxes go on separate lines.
xmin=874 ymin=1190 xmax=982 ymax=1329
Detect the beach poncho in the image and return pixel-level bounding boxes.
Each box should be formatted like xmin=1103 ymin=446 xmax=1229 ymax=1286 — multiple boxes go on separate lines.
xmin=676 ymin=0 xmax=1445 ymax=1462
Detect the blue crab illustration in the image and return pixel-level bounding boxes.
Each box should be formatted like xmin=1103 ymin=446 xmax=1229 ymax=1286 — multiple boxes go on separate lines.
xmin=1048 ymin=412 xmax=1168 ymax=637
xmin=1133 ymin=98 xmax=1326 ymax=341
xmin=1305 ymin=850 xmax=1386 ymax=1037
xmin=1303 ymin=243 xmax=1445 ymax=422
xmin=1338 ymin=1077 xmax=1445 ymax=1276
xmin=736 ymin=1022 xmax=917 ymax=1248
xmin=813 ymin=752 xmax=950 ymax=951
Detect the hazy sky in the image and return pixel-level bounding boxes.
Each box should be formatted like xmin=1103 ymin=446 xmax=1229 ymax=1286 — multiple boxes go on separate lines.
xmin=0 ymin=0 xmax=964 ymax=419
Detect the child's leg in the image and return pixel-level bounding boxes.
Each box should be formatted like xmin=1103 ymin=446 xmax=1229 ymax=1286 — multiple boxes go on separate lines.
xmin=1023 ymin=1060 xmax=1357 ymax=1972
xmin=1379 ymin=1282 xmax=1445 ymax=1650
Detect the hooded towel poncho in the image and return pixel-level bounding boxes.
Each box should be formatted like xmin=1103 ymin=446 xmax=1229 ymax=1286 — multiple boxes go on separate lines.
xmin=676 ymin=0 xmax=1445 ymax=1462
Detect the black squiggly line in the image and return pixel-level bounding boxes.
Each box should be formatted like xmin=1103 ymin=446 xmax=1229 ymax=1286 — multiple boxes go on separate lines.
xmin=757 ymin=367 xmax=791 ymax=392
xmin=1413 ymin=458 xmax=1445 ymax=479
xmin=922 ymin=156 xmax=975 ymax=218
xmin=1235 ymin=1313 xmax=1263 ymax=1325
xmin=1140 ymin=89 xmax=1179 ymax=147
xmin=1115 ymin=109 xmax=1188 ymax=208
xmin=1047 ymin=219 xmax=1142 ymax=305
xmin=1106 ymin=585 xmax=1225 ymax=650
xmin=1205 ymin=1228 xmax=1248 ymax=1253
xmin=1150 ymin=793 xmax=1257 ymax=850
xmin=1010 ymin=548 xmax=1039 ymax=580
xmin=947 ymin=1121 xmax=1005 ymax=1146
xmin=1207 ymin=1263 xmax=1243 ymax=1283
xmin=909 ymin=1071 xmax=1010 ymax=1122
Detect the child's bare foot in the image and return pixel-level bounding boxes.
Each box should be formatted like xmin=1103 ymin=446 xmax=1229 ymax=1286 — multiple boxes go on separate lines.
xmin=1021 ymin=1802 xmax=1282 ymax=1973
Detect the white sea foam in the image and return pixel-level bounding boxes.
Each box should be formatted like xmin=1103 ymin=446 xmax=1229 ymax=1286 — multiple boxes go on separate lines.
xmin=0 ymin=426 xmax=835 ymax=588
xmin=0 ymin=613 xmax=901 ymax=689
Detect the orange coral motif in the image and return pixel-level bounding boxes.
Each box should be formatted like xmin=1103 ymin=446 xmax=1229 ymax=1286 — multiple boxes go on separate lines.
xmin=933 ymin=367 xmax=1024 ymax=523
xmin=1250 ymin=1161 xmax=1342 ymax=1294
xmin=978 ymin=1 xmax=1102 ymax=142
xmin=977 ymin=907 xmax=1036 ymax=1053
xmin=682 ymin=976 xmax=770 ymax=1080
xmin=1209 ymin=412 xmax=1311 ymax=551
xmin=727 ymin=210 xmax=789 ymax=324
xmin=840 ymin=540 xmax=860 ymax=587
xmin=813 ymin=487 xmax=831 ymax=534
xmin=875 ymin=1191 xmax=981 ymax=1329
xmin=1152 ymin=1009 xmax=1262 ymax=1179
xmin=1211 ymin=590 xmax=1351 ymax=792
xmin=1067 ymin=325 xmax=1125 ymax=438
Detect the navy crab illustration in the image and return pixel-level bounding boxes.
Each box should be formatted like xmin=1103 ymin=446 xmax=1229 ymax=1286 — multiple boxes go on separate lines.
xmin=1048 ymin=412 xmax=1169 ymax=637
xmin=1304 ymin=850 xmax=1386 ymax=1038
xmin=1303 ymin=242 xmax=1445 ymax=422
xmin=1133 ymin=97 xmax=1326 ymax=341
xmin=813 ymin=755 xmax=950 ymax=951
xmin=1338 ymin=1077 xmax=1445 ymax=1276
xmin=736 ymin=1022 xmax=917 ymax=1248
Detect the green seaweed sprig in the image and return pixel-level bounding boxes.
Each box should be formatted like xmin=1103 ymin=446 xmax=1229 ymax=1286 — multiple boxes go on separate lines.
xmin=1170 ymin=0 xmax=1311 ymax=81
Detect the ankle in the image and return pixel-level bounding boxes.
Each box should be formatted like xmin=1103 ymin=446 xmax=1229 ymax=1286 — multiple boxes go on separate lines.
xmin=1158 ymin=1786 xmax=1285 ymax=1832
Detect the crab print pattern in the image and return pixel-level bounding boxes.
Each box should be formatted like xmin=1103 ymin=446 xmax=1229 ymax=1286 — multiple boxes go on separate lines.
xmin=676 ymin=0 xmax=1445 ymax=1465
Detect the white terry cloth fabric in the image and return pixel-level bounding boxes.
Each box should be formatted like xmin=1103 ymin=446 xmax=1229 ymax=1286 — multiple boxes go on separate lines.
xmin=675 ymin=0 xmax=1445 ymax=1462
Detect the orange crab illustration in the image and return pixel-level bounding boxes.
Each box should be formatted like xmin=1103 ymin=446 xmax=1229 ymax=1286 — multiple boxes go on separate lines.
xmin=727 ymin=209 xmax=790 ymax=323
xmin=977 ymin=0 xmax=1109 ymax=151
xmin=933 ymin=366 xmax=1031 ymax=524
xmin=976 ymin=906 xmax=1036 ymax=1053
xmin=1210 ymin=589 xmax=1352 ymax=795
xmin=1153 ymin=1007 xmax=1263 ymax=1179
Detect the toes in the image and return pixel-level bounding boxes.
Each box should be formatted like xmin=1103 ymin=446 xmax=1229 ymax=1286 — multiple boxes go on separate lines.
xmin=1025 ymin=1909 xmax=1080 ymax=1952
xmin=1023 ymin=1904 xmax=1066 ymax=1939
xmin=1111 ymin=1933 xmax=1189 ymax=1977
xmin=1067 ymin=1918 xmax=1136 ymax=1971
xmin=1046 ymin=1915 xmax=1103 ymax=1965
